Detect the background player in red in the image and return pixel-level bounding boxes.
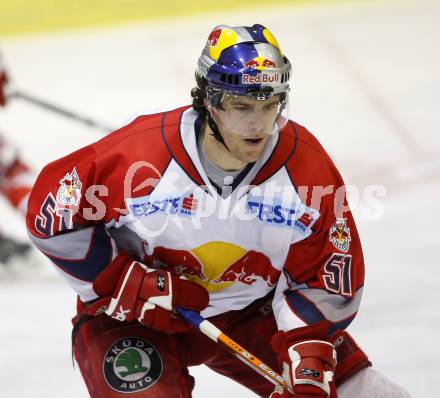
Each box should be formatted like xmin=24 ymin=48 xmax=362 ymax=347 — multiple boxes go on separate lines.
xmin=0 ymin=51 xmax=35 ymax=266
xmin=26 ymin=24 xmax=411 ymax=397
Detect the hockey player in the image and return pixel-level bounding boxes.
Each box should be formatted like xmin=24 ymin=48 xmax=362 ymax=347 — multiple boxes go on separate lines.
xmin=0 ymin=52 xmax=34 ymax=265
xmin=26 ymin=24 xmax=411 ymax=397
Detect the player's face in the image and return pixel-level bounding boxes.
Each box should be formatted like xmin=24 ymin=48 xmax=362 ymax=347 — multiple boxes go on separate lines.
xmin=211 ymin=94 xmax=281 ymax=163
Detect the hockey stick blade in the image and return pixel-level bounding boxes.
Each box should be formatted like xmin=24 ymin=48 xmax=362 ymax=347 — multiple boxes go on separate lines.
xmin=176 ymin=307 xmax=292 ymax=393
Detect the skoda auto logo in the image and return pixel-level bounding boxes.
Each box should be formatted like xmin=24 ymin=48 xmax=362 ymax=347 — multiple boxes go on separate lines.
xmin=103 ymin=337 xmax=163 ymax=393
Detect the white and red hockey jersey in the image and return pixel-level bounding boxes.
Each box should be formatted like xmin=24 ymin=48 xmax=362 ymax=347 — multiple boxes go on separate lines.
xmin=26 ymin=106 xmax=364 ymax=334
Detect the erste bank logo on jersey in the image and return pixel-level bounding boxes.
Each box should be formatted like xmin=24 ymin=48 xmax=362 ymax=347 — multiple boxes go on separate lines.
xmin=127 ymin=192 xmax=199 ymax=218
xmin=246 ymin=194 xmax=319 ymax=233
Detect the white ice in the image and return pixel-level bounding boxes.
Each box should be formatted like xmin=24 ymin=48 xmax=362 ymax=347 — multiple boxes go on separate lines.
xmin=0 ymin=0 xmax=439 ymax=396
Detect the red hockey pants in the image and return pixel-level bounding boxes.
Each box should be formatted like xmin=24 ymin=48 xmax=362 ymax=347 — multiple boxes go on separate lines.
xmin=72 ymin=296 xmax=368 ymax=398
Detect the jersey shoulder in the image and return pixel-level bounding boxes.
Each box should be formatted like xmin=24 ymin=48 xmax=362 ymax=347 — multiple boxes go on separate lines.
xmin=26 ymin=106 xmax=190 ymax=234
xmin=77 ymin=105 xmax=191 ymax=175
xmin=287 ymin=120 xmax=342 ymax=188
xmin=91 ymin=107 xmax=186 ymax=159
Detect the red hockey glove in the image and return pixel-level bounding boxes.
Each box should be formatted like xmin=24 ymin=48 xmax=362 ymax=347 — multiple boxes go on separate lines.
xmin=271 ymin=322 xmax=337 ymax=398
xmin=328 ymin=330 xmax=371 ymax=386
xmin=0 ymin=69 xmax=8 ymax=107
xmin=104 ymin=256 xmax=209 ymax=333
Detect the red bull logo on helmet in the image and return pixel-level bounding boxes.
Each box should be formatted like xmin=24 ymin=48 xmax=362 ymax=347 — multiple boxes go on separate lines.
xmin=207 ymin=29 xmax=222 ymax=48
xmin=242 ymin=72 xmax=280 ymax=85
xmin=262 ymin=59 xmax=276 ymax=68
xmin=244 ymin=57 xmax=276 ymax=69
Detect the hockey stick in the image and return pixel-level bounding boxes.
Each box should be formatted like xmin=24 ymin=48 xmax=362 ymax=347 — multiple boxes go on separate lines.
xmin=176 ymin=307 xmax=292 ymax=393
xmin=8 ymin=90 xmax=115 ymax=132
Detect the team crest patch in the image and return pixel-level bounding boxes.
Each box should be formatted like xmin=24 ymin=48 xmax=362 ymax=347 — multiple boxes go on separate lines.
xmin=103 ymin=337 xmax=163 ymax=393
xmin=329 ymin=218 xmax=351 ymax=252
xmin=56 ymin=167 xmax=82 ymax=210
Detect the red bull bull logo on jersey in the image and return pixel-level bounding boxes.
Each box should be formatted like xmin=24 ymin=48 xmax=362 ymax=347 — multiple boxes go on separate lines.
xmin=152 ymin=242 xmax=280 ymax=293
xmin=212 ymin=250 xmax=280 ymax=287
xmin=152 ymin=246 xmax=207 ymax=281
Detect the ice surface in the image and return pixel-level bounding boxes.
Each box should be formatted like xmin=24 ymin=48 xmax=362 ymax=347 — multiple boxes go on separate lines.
xmin=0 ymin=1 xmax=439 ymax=396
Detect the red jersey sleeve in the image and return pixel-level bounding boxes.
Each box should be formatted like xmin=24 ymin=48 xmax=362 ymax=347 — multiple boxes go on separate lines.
xmin=273 ymin=123 xmax=365 ymax=335
xmin=26 ymin=113 xmax=169 ymax=301
xmin=26 ymin=144 xmax=115 ymax=301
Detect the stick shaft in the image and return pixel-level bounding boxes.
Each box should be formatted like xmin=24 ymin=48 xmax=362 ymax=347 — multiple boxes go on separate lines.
xmin=176 ymin=307 xmax=290 ymax=391
xmin=9 ymin=90 xmax=114 ymax=132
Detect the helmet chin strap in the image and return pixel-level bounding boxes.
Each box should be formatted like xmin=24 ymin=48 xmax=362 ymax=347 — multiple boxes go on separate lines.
xmin=206 ymin=110 xmax=230 ymax=151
